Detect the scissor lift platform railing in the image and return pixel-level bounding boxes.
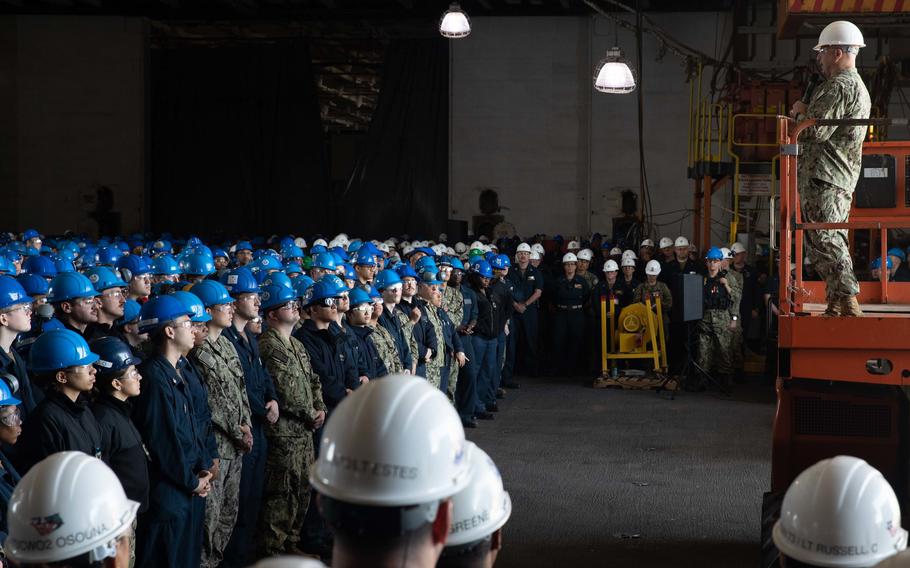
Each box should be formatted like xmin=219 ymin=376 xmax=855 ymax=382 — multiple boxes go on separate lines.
xmin=777 ymin=116 xmax=910 ymax=386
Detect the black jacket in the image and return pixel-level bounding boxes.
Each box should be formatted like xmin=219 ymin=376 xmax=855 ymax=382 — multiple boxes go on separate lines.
xmin=349 ymin=325 xmax=389 ymax=379
xmin=295 ymin=320 xmax=352 ymax=409
xmin=223 ymin=325 xmax=279 ymax=424
xmin=0 ymin=347 xmax=41 ymax=420
xmin=468 ymin=284 xmax=497 ymax=340
xmin=399 ymin=299 xmax=438 ymax=363
xmin=16 ymin=389 xmax=105 ymax=473
xmin=93 ymin=394 xmax=150 ymax=512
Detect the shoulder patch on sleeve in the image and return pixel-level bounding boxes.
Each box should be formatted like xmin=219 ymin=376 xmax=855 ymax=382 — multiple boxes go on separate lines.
xmin=196 ymin=349 xmax=216 ymax=370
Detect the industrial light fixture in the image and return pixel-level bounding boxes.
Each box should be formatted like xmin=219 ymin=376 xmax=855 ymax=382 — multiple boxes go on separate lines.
xmin=439 ymin=3 xmax=471 ymax=38
xmin=594 ymin=46 xmax=636 ymax=94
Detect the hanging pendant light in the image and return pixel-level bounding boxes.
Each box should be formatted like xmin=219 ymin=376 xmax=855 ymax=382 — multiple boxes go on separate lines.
xmin=594 ymin=46 xmax=636 ymax=94
xmin=440 ymin=3 xmax=471 ymax=38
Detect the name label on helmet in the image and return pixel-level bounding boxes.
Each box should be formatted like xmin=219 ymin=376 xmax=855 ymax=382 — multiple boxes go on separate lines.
xmin=13 ymin=523 xmax=111 ymax=554
xmin=779 ymin=525 xmax=879 ymax=557
xmin=451 ymin=509 xmax=491 ymax=535
xmin=332 ymin=454 xmax=418 ymax=480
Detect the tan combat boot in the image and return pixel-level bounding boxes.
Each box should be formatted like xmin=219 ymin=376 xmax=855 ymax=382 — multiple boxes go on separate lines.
xmin=840 ymin=296 xmax=864 ymax=317
xmin=821 ymin=298 xmax=841 ymax=317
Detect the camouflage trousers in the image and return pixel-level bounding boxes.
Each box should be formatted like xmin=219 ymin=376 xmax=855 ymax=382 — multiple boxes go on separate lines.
xmin=202 ymin=456 xmax=242 ymax=568
xmin=426 ymin=360 xmax=443 ymax=390
xmin=696 ymin=309 xmax=733 ymax=375
xmin=801 ymin=178 xmax=860 ymax=301
xmin=257 ymin=434 xmax=314 ymax=556
xmin=447 ymin=363 xmax=459 ymax=401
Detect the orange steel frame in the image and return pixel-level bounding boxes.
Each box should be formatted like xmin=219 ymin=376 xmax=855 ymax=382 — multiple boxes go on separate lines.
xmin=771 ymin=116 xmax=910 ymax=493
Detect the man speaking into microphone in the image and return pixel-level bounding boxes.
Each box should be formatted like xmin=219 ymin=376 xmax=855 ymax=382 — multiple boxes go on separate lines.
xmin=789 ymin=21 xmax=871 ymax=317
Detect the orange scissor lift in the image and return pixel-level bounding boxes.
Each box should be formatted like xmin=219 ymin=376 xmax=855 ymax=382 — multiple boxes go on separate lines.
xmin=762 ymin=116 xmax=910 ymax=567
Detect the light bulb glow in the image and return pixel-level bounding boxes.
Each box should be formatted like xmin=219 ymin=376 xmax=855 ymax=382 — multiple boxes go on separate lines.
xmin=440 ymin=4 xmax=471 ymax=38
xmin=594 ymin=47 xmax=636 ymax=94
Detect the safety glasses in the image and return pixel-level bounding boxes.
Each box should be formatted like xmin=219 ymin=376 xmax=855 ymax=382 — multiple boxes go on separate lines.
xmin=0 ymin=408 xmax=21 ymax=428
xmin=351 ymin=304 xmax=373 ymax=314
xmin=278 ymin=301 xmax=300 ymax=311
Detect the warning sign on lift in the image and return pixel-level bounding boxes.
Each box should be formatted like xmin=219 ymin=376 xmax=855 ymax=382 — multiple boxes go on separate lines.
xmin=739 ymin=173 xmax=773 ymax=196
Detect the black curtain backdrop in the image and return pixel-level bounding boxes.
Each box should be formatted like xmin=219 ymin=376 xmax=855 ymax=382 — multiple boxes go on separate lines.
xmin=341 ymin=39 xmax=449 ymax=239
xmin=150 ymin=41 xmax=330 ymax=237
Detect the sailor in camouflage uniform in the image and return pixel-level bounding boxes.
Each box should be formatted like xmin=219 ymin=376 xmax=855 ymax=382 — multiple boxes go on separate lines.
xmin=791 ymin=20 xmax=871 ymax=317
xmin=255 ymin=285 xmax=326 ymax=556
xmin=187 ymin=282 xmax=253 ymax=568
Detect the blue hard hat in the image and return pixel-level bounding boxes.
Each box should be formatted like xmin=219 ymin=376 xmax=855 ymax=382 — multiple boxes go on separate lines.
xmin=887 ymin=248 xmax=906 ymax=262
xmin=115 ymin=241 xmax=130 ymax=253
xmin=342 ymin=263 xmax=357 ymax=281
xmin=22 ymin=229 xmax=40 ymax=241
xmin=0 ymin=378 xmax=20 ymax=407
xmin=310 ymin=244 xmax=327 ymax=255
xmin=185 ymin=244 xmax=213 ymax=258
xmin=0 ymin=256 xmax=13 ymax=276
xmin=84 ymin=266 xmax=128 ymax=292
xmin=16 ymin=273 xmax=49 ymax=297
xmin=89 ymin=336 xmax=141 ymax=375
xmin=328 ymin=252 xmax=344 ymax=267
xmin=313 ymin=253 xmax=338 ymax=271
xmin=260 ymin=284 xmax=298 ymax=311
xmin=354 ymin=251 xmax=376 ymax=267
xmin=281 ymin=245 xmax=304 ymax=260
xmin=138 ymin=295 xmax=194 ymax=333
xmin=116 ymin=255 xmax=151 ymax=281
xmin=437 ymin=256 xmax=453 ymax=268
xmin=150 ymin=240 xmax=172 ymax=255
xmin=79 ymin=247 xmax=97 ymax=269
xmin=374 ymin=269 xmax=402 ymax=291
xmin=414 ymin=256 xmax=438 ymax=274
xmin=483 ymin=251 xmax=495 ymax=262
xmin=119 ymin=299 xmax=141 ymax=324
xmin=450 ymin=258 xmax=465 ymax=271
xmin=471 ymin=260 xmax=494 ymax=279
xmin=221 ymin=267 xmax=260 ymax=296
xmin=348 ymin=240 xmax=363 ymax=254
xmin=29 ymin=329 xmax=100 ymax=373
xmin=54 ymin=257 xmax=76 ymax=273
xmin=262 ymin=271 xmax=293 ymax=290
xmin=284 ymin=261 xmax=304 ymax=276
xmin=170 ymin=291 xmax=211 ymax=323
xmin=3 ymin=249 xmax=22 ymax=264
xmin=212 ymin=248 xmax=229 ymax=260
xmin=366 ymin=284 xmax=381 ymax=300
xmin=293 ymin=275 xmax=315 ymax=300
xmin=235 ymin=241 xmax=253 ymax=253
xmin=189 ymin=280 xmax=232 ymax=307
xmin=183 ymin=253 xmax=216 ymax=277
xmin=94 ymin=246 xmax=122 ymax=267
xmin=871 ymin=257 xmax=893 ymax=270
xmin=415 ymin=246 xmax=435 ymax=258
xmin=48 ymin=272 xmax=100 ymax=303
xmin=22 ymin=255 xmax=57 ymax=279
xmin=705 ymin=247 xmax=724 ymax=260
xmin=254 ymin=255 xmax=283 ymax=272
xmin=321 ymin=274 xmax=348 ymax=295
xmin=152 ymin=255 xmax=182 ymax=276
xmin=307 ymin=279 xmax=342 ymax=307
xmin=0 ymin=275 xmax=32 ymax=311
xmin=330 ymin=247 xmax=350 ymax=263
xmin=491 ymin=254 xmax=511 ymax=269
xmin=419 ymin=269 xmax=443 ymax=286
xmin=186 ymin=236 xmax=203 ymax=249
xmin=396 ymin=264 xmax=418 ymax=280
xmin=348 ymin=287 xmax=371 ymax=306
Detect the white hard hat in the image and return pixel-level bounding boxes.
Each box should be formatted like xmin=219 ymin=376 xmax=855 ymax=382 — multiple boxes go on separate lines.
xmin=621 ymin=256 xmax=636 ymax=268
xmin=446 ymin=442 xmax=512 ymax=547
xmin=310 ymin=374 xmax=471 ymax=507
xmin=814 ymin=20 xmax=865 ymax=51
xmin=603 ymin=259 xmax=619 ymax=272
xmin=335 ymin=233 xmax=350 ymax=244
xmin=377 ymin=243 xmax=390 ymax=254
xmin=674 ymin=236 xmax=689 ymax=248
xmin=445 ymin=247 xmax=455 ymax=256
xmin=489 ymin=243 xmax=499 ymax=251
xmin=659 ymin=237 xmax=674 ymax=249
xmin=400 ymin=241 xmax=411 ymax=249
xmin=294 ymin=237 xmax=307 ymax=249
xmin=455 ymin=242 xmax=468 ymax=254
xmin=609 ymin=247 xmax=622 ymax=256
xmin=531 ymin=243 xmax=545 ymax=254
xmin=433 ymin=244 xmax=447 ymax=255
xmin=640 ymin=239 xmax=655 ymax=248
xmin=530 ymin=250 xmax=541 ymax=260
xmin=772 ymin=455 xmax=907 ymax=567
xmin=562 ymin=253 xmax=578 ymax=263
xmin=402 ymin=245 xmax=415 ymax=256
xmin=7 ymin=452 xmax=140 ymax=564
xmin=731 ymin=242 xmax=747 ymax=254
xmin=327 ymin=239 xmax=341 ymax=249
xmin=567 ymin=240 xmax=580 ymax=250
xmin=577 ymin=248 xmax=593 ymax=261
xmin=720 ymin=247 xmax=733 ymax=260
xmin=253 ymin=556 xmax=328 ymax=568
xmin=313 ymin=238 xmax=328 ymax=248
xmin=470 ymin=241 xmax=484 ymax=251
xmin=516 ymin=242 xmax=532 ymax=253
xmin=622 ymin=249 xmax=637 ymax=260
xmin=645 ymin=260 xmax=661 ymax=275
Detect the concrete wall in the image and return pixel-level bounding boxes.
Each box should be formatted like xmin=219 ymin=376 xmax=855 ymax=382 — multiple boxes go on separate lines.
xmin=0 ymin=16 xmax=146 ymax=237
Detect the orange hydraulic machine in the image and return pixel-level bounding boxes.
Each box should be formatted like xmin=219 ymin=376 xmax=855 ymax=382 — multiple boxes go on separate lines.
xmin=761 ymin=115 xmax=910 ymax=567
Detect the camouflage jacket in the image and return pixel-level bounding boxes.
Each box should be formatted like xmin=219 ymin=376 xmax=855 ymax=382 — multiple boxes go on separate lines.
xmin=726 ymin=269 xmax=743 ymax=314
xmin=369 ymin=323 xmax=403 ymax=374
xmin=416 ymin=297 xmax=446 ymax=370
xmin=801 ymin=67 xmax=871 ymax=192
xmin=395 ymin=303 xmax=419 ymax=369
xmin=632 ymin=281 xmax=673 ymax=310
xmin=442 ymin=285 xmax=464 ymax=330
xmin=189 ymin=334 xmax=252 ymax=459
xmin=258 ymin=327 xmax=326 ymax=438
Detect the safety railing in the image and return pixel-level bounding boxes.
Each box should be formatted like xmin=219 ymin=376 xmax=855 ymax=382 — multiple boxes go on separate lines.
xmin=728 ymin=112 xmax=782 ymax=245
xmin=777 ymin=116 xmax=910 ymax=315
